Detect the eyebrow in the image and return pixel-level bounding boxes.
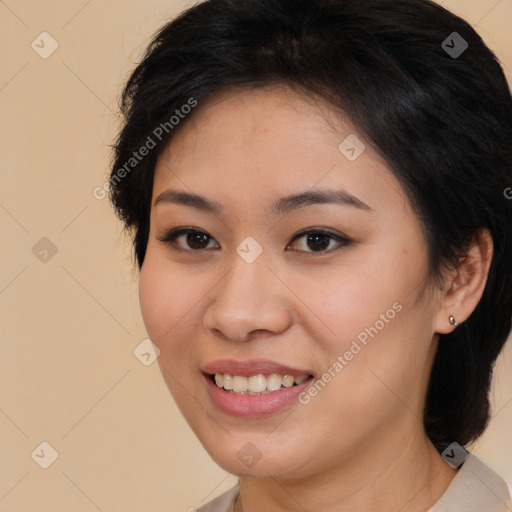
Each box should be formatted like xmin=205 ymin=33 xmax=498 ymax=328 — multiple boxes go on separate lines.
xmin=154 ymin=188 xmax=373 ymax=214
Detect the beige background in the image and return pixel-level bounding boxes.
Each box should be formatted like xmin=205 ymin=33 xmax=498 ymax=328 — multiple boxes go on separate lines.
xmin=0 ymin=1 xmax=511 ymax=510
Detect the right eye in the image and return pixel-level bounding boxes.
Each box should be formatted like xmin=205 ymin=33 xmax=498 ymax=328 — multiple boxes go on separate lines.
xmin=156 ymin=227 xmax=220 ymax=251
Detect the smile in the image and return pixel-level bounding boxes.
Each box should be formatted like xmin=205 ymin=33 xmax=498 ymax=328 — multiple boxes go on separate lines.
xmin=213 ymin=373 xmax=310 ymax=395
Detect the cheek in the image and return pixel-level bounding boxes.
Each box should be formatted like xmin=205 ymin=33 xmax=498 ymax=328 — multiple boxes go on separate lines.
xmin=286 ymin=261 xmax=401 ymax=354
xmin=138 ymin=255 xmax=193 ymax=350
xmin=310 ymin=285 xmax=433 ymax=434
xmin=138 ymin=257 xmax=200 ymax=403
xmin=139 ymin=261 xmax=168 ymax=342
xmin=292 ymin=242 xmax=432 ymax=388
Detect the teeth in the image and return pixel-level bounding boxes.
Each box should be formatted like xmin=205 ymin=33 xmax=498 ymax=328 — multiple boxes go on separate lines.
xmin=232 ymin=376 xmax=248 ymax=393
xmin=213 ymin=372 xmax=310 ymax=395
xmin=266 ymin=373 xmax=282 ymax=391
xmin=294 ymin=375 xmax=308 ymax=384
xmin=248 ymin=374 xmax=266 ymax=393
xmin=282 ymin=375 xmax=294 ymax=387
xmin=223 ymin=374 xmax=233 ymax=390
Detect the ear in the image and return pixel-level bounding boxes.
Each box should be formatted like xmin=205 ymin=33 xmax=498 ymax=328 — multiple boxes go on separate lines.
xmin=434 ymin=229 xmax=493 ymax=334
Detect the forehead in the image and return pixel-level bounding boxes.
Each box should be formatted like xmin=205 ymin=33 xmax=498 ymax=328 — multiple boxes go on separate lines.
xmin=152 ymin=84 xmax=408 ymax=217
xmin=160 ymin=85 xmax=348 ymax=164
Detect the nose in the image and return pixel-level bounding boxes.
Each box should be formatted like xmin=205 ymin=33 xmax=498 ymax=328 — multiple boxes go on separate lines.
xmin=203 ymin=255 xmax=293 ymax=342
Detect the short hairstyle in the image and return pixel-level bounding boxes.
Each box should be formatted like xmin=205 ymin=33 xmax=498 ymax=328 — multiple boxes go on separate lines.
xmin=109 ymin=0 xmax=512 ymax=452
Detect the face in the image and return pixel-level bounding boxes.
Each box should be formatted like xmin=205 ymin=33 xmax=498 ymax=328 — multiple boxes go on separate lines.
xmin=139 ymin=85 xmax=441 ymax=481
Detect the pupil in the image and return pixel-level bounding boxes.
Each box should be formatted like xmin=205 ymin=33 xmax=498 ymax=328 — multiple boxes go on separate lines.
xmin=307 ymin=233 xmax=329 ymax=251
xmin=187 ymin=232 xmax=209 ymax=249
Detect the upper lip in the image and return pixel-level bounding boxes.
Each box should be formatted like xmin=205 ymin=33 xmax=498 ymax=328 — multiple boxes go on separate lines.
xmin=202 ymin=359 xmax=313 ymax=377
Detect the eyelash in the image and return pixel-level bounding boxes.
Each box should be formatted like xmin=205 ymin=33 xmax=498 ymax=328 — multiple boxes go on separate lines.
xmin=156 ymin=227 xmax=352 ymax=255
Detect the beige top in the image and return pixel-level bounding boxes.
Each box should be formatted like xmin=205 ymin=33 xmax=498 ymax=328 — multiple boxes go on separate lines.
xmin=196 ymin=453 xmax=511 ymax=511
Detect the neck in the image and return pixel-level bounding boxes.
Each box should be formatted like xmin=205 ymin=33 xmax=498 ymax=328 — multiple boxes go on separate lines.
xmin=235 ymin=429 xmax=457 ymax=512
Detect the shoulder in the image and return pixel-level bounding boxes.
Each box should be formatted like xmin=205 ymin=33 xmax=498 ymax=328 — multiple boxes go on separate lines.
xmin=195 ymin=484 xmax=239 ymax=512
xmin=428 ymin=453 xmax=511 ymax=512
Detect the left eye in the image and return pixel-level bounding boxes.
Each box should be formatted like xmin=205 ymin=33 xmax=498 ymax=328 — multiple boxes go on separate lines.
xmin=158 ymin=228 xmax=350 ymax=252
xmin=287 ymin=230 xmax=351 ymax=253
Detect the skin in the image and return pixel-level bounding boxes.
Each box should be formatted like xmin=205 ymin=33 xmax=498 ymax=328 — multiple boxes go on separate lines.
xmin=138 ymin=84 xmax=493 ymax=511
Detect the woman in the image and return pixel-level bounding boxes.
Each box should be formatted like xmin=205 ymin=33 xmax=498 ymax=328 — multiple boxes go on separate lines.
xmin=109 ymin=0 xmax=512 ymax=510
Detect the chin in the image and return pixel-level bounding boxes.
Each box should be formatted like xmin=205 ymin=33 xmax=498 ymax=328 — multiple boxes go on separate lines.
xmin=197 ymin=430 xmax=308 ymax=480
xmin=212 ymin=451 xmax=296 ymax=479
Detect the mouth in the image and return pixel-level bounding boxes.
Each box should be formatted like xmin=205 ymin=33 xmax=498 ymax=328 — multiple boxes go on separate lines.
xmin=209 ymin=372 xmax=312 ymax=395
xmin=202 ymin=359 xmax=315 ymax=416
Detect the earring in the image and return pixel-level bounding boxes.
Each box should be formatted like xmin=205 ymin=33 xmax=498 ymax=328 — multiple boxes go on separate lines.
xmin=449 ymin=315 xmax=459 ymax=326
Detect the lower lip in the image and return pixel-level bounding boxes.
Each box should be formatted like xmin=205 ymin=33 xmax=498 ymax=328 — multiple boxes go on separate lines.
xmin=204 ymin=374 xmax=314 ymax=417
